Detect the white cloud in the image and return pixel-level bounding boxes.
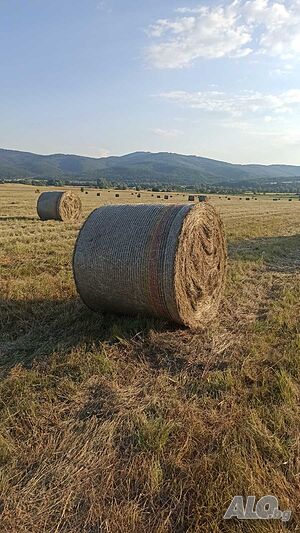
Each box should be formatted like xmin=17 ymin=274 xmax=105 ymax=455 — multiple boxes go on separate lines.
xmin=86 ymin=146 xmax=111 ymax=157
xmin=96 ymin=1 xmax=111 ymax=12
xmin=151 ymin=128 xmax=183 ymax=137
xmin=147 ymin=0 xmax=300 ymax=68
xmin=97 ymin=148 xmax=111 ymax=157
xmin=159 ymin=89 xmax=300 ymax=117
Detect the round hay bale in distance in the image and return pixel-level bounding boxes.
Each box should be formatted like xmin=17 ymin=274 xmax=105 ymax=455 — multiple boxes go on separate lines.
xmin=37 ymin=191 xmax=82 ymax=222
xmin=73 ymin=203 xmax=227 ymax=329
xmin=198 ymin=195 xmax=207 ymax=202
xmin=164 ymin=195 xmax=169 ymax=200
xmin=188 ymin=195 xmax=195 ymax=202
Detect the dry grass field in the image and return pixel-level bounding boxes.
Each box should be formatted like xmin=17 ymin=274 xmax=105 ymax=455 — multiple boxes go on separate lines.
xmin=1 ymin=183 xmax=300 ymax=532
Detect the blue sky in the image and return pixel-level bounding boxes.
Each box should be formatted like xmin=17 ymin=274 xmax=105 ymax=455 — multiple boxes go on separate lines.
xmin=1 ymin=0 xmax=300 ymax=163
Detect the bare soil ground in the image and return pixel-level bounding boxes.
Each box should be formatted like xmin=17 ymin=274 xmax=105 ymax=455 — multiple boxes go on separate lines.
xmin=0 ymin=184 xmax=300 ymax=532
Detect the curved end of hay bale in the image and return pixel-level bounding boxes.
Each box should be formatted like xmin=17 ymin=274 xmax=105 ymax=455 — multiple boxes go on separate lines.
xmin=37 ymin=191 xmax=82 ymax=222
xmin=174 ymin=203 xmax=227 ymax=329
xmin=73 ymin=203 xmax=227 ymax=329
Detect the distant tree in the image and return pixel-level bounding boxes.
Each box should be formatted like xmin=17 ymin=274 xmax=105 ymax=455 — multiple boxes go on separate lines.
xmin=97 ymin=178 xmax=110 ymax=189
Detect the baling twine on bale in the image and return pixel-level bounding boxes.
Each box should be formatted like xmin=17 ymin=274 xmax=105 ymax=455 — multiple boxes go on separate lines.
xmin=73 ymin=203 xmax=227 ymax=329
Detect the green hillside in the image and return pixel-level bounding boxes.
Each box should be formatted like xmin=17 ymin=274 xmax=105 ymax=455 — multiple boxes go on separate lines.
xmin=1 ymin=148 xmax=300 ymax=187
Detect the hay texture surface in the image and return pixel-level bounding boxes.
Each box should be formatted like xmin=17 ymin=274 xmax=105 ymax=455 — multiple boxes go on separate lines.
xmin=37 ymin=191 xmax=82 ymax=222
xmin=73 ymin=203 xmax=227 ymax=329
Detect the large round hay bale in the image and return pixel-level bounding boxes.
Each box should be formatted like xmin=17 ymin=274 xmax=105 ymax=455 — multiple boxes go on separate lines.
xmin=73 ymin=203 xmax=227 ymax=329
xmin=37 ymin=191 xmax=82 ymax=222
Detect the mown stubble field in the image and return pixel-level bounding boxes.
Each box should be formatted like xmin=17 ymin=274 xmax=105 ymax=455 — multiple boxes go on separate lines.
xmin=0 ymin=184 xmax=300 ymax=532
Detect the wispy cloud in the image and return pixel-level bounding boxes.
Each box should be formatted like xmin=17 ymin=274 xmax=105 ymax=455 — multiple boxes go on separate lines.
xmin=97 ymin=148 xmax=111 ymax=157
xmin=151 ymin=128 xmax=183 ymax=137
xmin=158 ymin=89 xmax=300 ymax=117
xmin=86 ymin=146 xmax=111 ymax=157
xmin=96 ymin=1 xmax=111 ymax=12
xmin=146 ymin=0 xmax=300 ymax=68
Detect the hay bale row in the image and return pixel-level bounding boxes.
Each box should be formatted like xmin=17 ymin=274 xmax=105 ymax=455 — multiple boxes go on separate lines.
xmin=37 ymin=191 xmax=82 ymax=222
xmin=73 ymin=203 xmax=227 ymax=329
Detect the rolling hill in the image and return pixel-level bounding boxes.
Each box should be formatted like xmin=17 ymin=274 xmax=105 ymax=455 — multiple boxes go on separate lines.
xmin=1 ymin=148 xmax=300 ymax=187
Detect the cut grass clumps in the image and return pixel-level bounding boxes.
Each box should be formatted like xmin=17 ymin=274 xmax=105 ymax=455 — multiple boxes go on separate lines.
xmin=1 ymin=184 xmax=300 ymax=531
xmin=134 ymin=415 xmax=174 ymax=454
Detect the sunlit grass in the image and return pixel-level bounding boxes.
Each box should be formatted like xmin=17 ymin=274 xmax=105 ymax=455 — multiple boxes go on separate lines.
xmin=0 ymin=183 xmax=299 ymax=532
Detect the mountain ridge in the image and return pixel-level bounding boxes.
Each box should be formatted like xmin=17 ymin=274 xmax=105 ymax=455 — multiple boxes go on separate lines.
xmin=1 ymin=148 xmax=300 ymax=187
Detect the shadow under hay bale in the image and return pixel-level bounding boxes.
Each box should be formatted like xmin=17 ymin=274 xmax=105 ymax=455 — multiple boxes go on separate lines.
xmin=37 ymin=191 xmax=82 ymax=222
xmin=73 ymin=203 xmax=227 ymax=329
